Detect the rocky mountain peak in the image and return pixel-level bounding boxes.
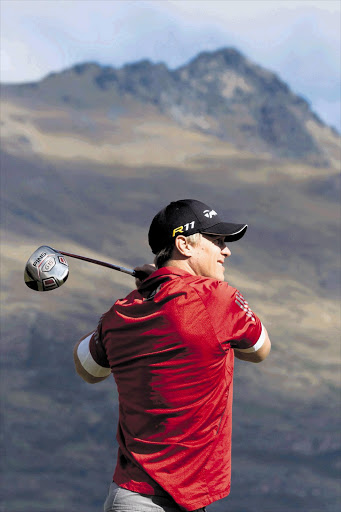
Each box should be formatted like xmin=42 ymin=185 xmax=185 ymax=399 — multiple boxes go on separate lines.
xmin=1 ymin=47 xmax=339 ymax=164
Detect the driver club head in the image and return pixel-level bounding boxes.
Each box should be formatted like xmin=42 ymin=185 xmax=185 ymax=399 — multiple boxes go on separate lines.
xmin=24 ymin=246 xmax=69 ymax=292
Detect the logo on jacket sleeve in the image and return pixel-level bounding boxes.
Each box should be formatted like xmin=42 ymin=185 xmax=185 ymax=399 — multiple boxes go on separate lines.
xmin=235 ymin=292 xmax=255 ymax=321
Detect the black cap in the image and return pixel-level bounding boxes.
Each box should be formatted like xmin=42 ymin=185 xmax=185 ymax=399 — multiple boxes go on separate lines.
xmin=148 ymin=199 xmax=247 ymax=254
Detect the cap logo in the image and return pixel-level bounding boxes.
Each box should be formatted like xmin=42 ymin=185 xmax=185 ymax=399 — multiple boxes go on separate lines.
xmin=172 ymin=221 xmax=195 ymax=237
xmin=203 ymin=209 xmax=217 ymax=218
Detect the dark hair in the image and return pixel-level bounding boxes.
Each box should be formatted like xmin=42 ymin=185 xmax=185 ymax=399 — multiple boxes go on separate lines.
xmin=154 ymin=242 xmax=175 ymax=269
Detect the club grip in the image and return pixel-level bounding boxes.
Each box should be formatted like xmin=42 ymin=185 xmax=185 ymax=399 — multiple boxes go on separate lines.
xmin=133 ymin=270 xmax=150 ymax=280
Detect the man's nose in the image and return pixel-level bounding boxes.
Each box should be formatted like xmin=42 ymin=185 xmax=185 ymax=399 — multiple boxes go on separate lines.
xmin=222 ymin=245 xmax=231 ymax=257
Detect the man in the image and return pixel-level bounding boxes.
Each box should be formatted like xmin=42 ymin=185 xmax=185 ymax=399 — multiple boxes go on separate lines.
xmin=74 ymin=199 xmax=271 ymax=512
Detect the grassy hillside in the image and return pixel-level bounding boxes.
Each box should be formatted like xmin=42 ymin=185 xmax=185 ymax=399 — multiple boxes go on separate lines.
xmin=1 ymin=92 xmax=340 ymax=511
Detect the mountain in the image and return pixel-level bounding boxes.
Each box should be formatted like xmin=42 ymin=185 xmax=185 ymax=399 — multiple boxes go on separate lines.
xmin=1 ymin=47 xmax=340 ymax=512
xmin=1 ymin=48 xmax=339 ymax=166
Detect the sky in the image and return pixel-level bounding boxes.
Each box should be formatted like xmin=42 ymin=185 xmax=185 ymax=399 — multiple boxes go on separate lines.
xmin=1 ymin=0 xmax=340 ymax=131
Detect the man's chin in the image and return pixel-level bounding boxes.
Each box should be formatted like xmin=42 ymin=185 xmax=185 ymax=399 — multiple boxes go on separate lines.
xmin=216 ymin=269 xmax=225 ymax=282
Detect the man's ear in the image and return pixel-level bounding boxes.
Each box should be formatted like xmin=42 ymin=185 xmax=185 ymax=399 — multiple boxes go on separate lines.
xmin=174 ymin=235 xmax=194 ymax=257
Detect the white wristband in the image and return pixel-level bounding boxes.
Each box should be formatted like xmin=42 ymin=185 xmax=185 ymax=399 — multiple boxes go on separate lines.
xmin=235 ymin=323 xmax=266 ymax=353
xmin=77 ymin=333 xmax=111 ymax=377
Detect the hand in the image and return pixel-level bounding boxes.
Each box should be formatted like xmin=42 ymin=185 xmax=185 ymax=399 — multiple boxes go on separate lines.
xmin=134 ymin=264 xmax=156 ymax=288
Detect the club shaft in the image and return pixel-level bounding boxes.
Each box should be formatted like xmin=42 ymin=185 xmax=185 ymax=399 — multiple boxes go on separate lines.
xmin=54 ymin=249 xmax=137 ymax=276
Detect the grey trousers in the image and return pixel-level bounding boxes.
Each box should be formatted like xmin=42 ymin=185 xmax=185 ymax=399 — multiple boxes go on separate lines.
xmin=104 ymin=482 xmax=206 ymax=512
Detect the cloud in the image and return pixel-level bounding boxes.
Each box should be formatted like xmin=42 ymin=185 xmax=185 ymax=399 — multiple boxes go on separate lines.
xmin=0 ymin=0 xmax=340 ymax=130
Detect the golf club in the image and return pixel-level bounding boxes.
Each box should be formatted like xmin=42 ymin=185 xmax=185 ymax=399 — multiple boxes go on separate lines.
xmin=24 ymin=245 xmax=143 ymax=292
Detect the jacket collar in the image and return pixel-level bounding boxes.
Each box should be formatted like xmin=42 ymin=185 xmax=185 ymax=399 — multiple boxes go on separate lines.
xmin=138 ymin=266 xmax=191 ymax=294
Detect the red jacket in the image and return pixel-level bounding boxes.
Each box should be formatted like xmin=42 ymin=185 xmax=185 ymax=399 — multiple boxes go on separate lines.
xmin=90 ymin=267 xmax=262 ymax=510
